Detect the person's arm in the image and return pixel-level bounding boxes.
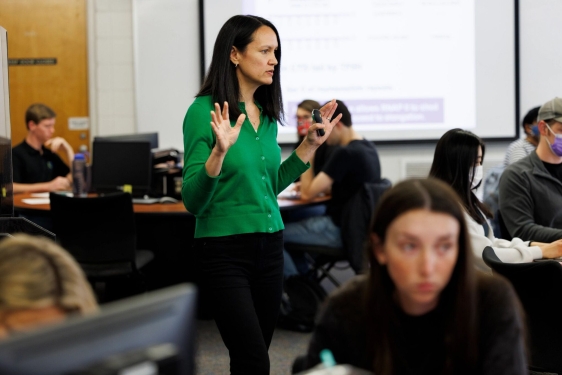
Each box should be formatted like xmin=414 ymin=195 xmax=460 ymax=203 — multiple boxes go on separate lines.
xmin=293 ymin=100 xmax=342 ymax=165
xmin=301 ymin=300 xmax=350 ymax=371
xmin=181 ymin=101 xmax=244 ymax=215
xmin=479 ymin=277 xmax=527 ymax=375
xmin=277 ymin=101 xmax=343 ymax=194
xmin=13 ymin=178 xmax=71 ymax=194
xmin=300 ymin=167 xmax=333 ymax=201
xmin=465 ymin=212 xmax=543 ymax=263
xmin=12 ymin=150 xmax=71 ymax=194
xmin=45 ymin=137 xmax=74 ymax=169
xmin=499 ymin=167 xmax=562 ymax=242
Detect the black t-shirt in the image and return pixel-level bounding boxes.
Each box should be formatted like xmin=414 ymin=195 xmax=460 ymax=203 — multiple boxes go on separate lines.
xmin=12 ymin=140 xmax=70 ymax=184
xmin=392 ymin=306 xmax=446 ymax=374
xmin=543 ymin=160 xmax=562 ymax=183
xmin=322 ymin=139 xmax=381 ymax=226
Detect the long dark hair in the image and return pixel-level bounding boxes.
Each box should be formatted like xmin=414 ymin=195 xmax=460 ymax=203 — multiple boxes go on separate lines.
xmin=429 ymin=128 xmax=492 ymax=224
xmin=366 ymin=178 xmax=477 ymax=375
xmin=197 ymin=15 xmax=284 ymax=123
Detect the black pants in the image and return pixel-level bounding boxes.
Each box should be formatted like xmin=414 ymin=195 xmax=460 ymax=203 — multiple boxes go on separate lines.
xmin=195 ymin=231 xmax=284 ymax=375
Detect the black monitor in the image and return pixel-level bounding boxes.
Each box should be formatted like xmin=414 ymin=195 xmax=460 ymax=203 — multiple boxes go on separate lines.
xmin=0 ymin=283 xmax=197 ymax=375
xmin=92 ymin=141 xmax=153 ymax=197
xmin=94 ymin=133 xmax=159 ymax=150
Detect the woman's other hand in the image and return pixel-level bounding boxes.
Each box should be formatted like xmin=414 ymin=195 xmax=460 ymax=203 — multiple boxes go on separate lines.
xmin=305 ymin=99 xmax=343 ymax=146
xmin=210 ymin=102 xmax=246 ymax=154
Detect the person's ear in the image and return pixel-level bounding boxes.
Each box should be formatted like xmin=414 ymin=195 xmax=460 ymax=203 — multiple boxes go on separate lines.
xmin=370 ymin=233 xmax=387 ymax=265
xmin=538 ymin=120 xmax=549 ymax=137
xmin=230 ymin=46 xmax=240 ymax=66
xmin=28 ymin=121 xmax=37 ymax=130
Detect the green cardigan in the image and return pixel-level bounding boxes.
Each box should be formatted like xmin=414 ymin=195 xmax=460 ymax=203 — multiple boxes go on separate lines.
xmin=182 ymin=95 xmax=309 ymax=238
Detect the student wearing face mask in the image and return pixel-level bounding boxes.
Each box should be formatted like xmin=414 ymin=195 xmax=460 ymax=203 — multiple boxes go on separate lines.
xmin=503 ymin=106 xmax=541 ymax=166
xmin=499 ymin=97 xmax=562 ymax=243
xmin=430 ymin=128 xmax=562 ymax=272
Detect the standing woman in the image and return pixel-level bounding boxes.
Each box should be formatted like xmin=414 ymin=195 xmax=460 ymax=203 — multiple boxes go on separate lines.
xmin=182 ymin=15 xmax=341 ymax=374
xmin=429 ymin=128 xmax=562 ymax=272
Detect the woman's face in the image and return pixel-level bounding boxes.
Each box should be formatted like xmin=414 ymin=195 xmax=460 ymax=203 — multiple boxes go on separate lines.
xmin=372 ymin=209 xmax=459 ymax=316
xmin=475 ymin=146 xmax=483 ymax=166
xmin=232 ymin=26 xmax=278 ymax=90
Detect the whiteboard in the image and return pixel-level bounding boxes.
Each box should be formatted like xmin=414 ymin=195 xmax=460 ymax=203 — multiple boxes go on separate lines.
xmin=202 ymin=0 xmax=517 ymax=144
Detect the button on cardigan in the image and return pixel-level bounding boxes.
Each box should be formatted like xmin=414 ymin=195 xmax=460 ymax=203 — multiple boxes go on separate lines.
xmin=182 ymin=95 xmax=309 ymax=238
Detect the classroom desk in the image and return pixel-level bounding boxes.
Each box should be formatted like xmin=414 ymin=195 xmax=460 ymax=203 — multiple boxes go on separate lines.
xmin=13 ymin=193 xmax=329 ymax=215
xmin=13 ymin=193 xmax=189 ymax=215
xmin=13 ymin=192 xmax=330 ymax=290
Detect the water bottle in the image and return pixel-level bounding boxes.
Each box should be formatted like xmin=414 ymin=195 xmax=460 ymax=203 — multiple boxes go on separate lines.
xmin=72 ymin=153 xmax=88 ymax=197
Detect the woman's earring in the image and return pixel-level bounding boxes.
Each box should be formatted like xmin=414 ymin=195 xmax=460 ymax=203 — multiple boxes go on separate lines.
xmin=234 ymin=63 xmax=238 ymax=68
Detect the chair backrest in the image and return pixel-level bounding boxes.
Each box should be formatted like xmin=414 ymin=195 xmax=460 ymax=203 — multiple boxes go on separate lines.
xmin=497 ymin=209 xmax=512 ymax=241
xmin=483 ymin=246 xmax=562 ymax=373
xmin=49 ymin=192 xmax=137 ymax=264
xmin=483 ymin=164 xmax=505 ymax=238
xmin=340 ymin=178 xmax=392 ymax=273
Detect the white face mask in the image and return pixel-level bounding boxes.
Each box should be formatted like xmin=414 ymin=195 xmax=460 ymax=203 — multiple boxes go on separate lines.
xmin=469 ymin=165 xmax=483 ymax=189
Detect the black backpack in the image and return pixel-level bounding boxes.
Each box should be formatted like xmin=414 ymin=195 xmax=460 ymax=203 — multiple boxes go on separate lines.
xmin=278 ymin=275 xmax=327 ymax=332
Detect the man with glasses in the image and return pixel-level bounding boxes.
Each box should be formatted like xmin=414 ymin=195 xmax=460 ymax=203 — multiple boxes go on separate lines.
xmin=499 ymin=97 xmax=562 ymax=243
xmin=12 ymin=104 xmax=74 ymax=194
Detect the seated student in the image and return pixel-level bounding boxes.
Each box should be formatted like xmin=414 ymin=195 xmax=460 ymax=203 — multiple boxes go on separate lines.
xmin=283 ymin=100 xmax=381 ymax=276
xmin=503 ymin=106 xmax=541 ymax=166
xmin=429 ymin=129 xmax=562 ymax=271
xmin=499 ymin=97 xmax=562 ymax=243
xmin=12 ymin=104 xmax=75 ymax=194
xmin=298 ymin=178 xmax=527 ymax=374
xmin=0 ymin=234 xmax=97 ymax=338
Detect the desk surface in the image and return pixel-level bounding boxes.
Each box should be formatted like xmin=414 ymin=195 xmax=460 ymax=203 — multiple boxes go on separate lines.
xmin=13 ymin=193 xmax=330 ymax=214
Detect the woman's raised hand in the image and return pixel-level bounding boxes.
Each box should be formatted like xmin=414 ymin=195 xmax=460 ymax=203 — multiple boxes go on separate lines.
xmin=210 ymin=102 xmax=246 ymax=154
xmin=305 ymin=99 xmax=343 ymax=145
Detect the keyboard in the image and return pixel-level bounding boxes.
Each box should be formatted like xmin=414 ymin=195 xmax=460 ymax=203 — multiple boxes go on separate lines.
xmin=132 ymin=197 xmax=179 ymax=204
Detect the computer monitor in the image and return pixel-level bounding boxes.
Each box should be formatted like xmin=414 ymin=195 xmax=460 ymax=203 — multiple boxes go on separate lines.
xmin=94 ymin=132 xmax=159 ymax=150
xmin=92 ymin=141 xmax=153 ymax=197
xmin=0 ymin=136 xmax=12 ymax=217
xmin=0 ymin=283 xmax=197 ymax=375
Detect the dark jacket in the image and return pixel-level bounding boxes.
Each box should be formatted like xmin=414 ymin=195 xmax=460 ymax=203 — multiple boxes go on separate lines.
xmin=499 ymin=151 xmax=562 ymax=242
xmin=340 ymin=179 xmax=391 ymax=273
xmin=301 ymin=274 xmax=527 ymax=374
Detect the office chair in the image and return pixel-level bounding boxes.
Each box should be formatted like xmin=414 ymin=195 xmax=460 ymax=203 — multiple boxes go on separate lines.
xmin=49 ymin=192 xmax=154 ymax=301
xmin=285 ymin=179 xmax=391 ymax=287
xmin=483 ymin=246 xmax=562 ymax=374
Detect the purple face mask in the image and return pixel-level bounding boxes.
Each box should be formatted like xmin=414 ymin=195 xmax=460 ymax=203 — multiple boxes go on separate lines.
xmin=546 ymin=124 xmax=562 ymax=157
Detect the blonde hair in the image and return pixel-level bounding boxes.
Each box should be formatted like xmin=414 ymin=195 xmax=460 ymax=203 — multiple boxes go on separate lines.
xmin=0 ymin=235 xmax=97 ymax=314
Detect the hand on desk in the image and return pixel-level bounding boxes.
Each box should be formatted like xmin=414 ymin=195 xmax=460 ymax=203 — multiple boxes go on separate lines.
xmin=49 ymin=176 xmax=71 ymax=192
xmin=536 ymin=240 xmax=562 ymax=259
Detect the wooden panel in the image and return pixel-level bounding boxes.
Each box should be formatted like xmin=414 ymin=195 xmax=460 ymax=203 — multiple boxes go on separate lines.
xmin=0 ymin=0 xmax=89 ymax=164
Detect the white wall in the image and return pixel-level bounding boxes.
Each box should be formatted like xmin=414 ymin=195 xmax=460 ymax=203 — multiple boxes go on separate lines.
xmin=132 ymin=0 xmax=200 ymax=150
xmin=86 ymin=0 xmax=562 ymax=183
xmin=88 ymin=0 xmax=136 ymax=140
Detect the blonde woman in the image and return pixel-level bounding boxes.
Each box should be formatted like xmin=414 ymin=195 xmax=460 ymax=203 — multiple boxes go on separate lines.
xmin=0 ymin=234 xmax=97 ymax=337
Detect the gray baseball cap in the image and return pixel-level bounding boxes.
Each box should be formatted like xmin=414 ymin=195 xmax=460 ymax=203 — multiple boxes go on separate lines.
xmin=538 ymin=97 xmax=562 ymax=122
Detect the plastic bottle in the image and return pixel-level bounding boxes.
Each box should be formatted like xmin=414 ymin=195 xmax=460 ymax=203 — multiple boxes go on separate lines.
xmin=72 ymin=153 xmax=88 ymax=197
